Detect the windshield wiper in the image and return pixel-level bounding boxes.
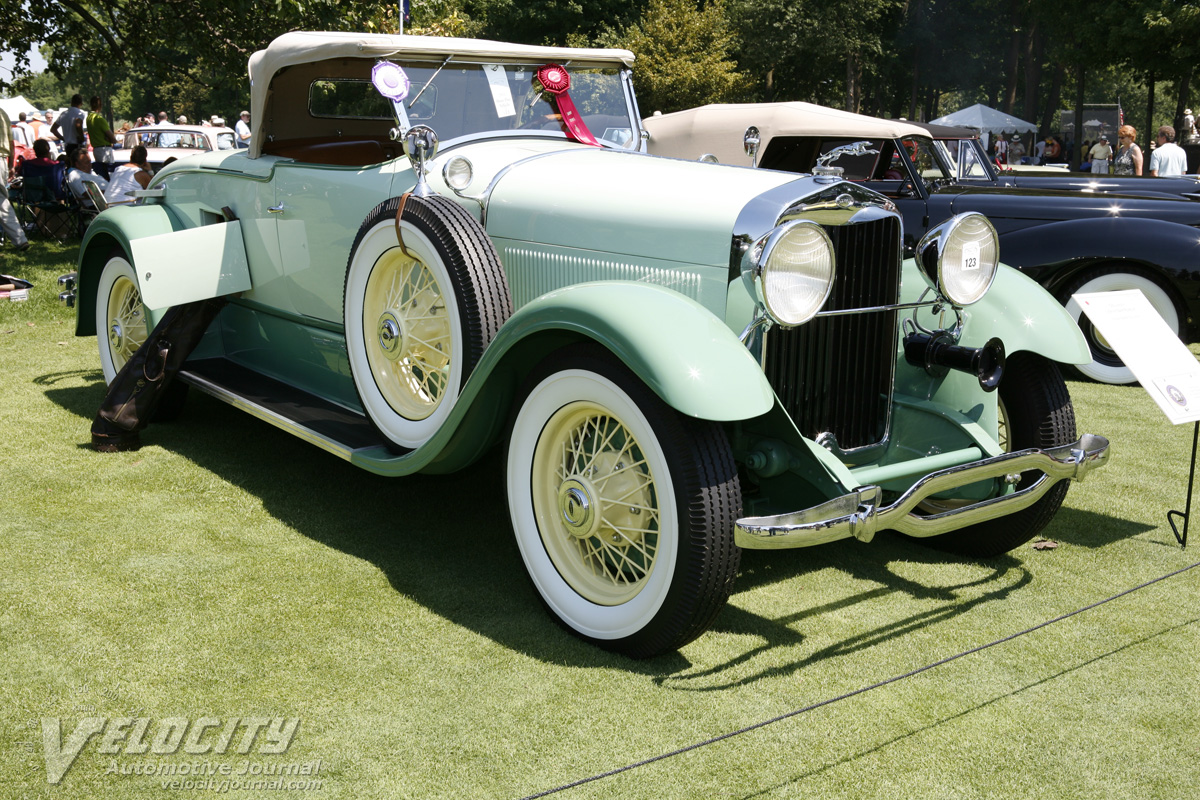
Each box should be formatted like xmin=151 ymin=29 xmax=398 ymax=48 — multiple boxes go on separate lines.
xmin=408 ymin=55 xmax=452 ymax=109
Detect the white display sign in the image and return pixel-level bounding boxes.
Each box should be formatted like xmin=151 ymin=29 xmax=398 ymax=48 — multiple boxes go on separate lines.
xmin=1073 ymin=289 xmax=1200 ymax=424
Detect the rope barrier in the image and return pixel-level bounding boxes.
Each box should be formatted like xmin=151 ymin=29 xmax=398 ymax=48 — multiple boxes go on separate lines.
xmin=519 ymin=558 xmax=1200 ymax=799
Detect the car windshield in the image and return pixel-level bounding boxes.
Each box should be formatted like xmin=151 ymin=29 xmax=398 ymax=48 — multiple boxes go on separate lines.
xmin=309 ymin=59 xmax=638 ymax=148
xmin=935 ymin=138 xmax=994 ymax=180
xmin=123 ymin=130 xmax=212 ymax=150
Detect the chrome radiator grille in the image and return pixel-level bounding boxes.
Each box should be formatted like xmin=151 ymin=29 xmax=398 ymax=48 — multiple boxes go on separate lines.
xmin=762 ymin=216 xmax=902 ymax=452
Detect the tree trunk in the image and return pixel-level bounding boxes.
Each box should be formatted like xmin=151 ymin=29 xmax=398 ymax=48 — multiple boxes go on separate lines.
xmin=909 ymin=52 xmax=920 ymax=121
xmin=1072 ymin=67 xmax=1085 ymax=171
xmin=1003 ymin=10 xmax=1020 ymax=114
xmin=1146 ymin=70 xmax=1156 ymax=152
xmin=1040 ymin=63 xmax=1064 ymax=139
xmin=1175 ymin=66 xmax=1192 ymax=135
xmin=765 ymin=67 xmax=774 ymax=102
xmin=1022 ymin=26 xmax=1042 ymax=124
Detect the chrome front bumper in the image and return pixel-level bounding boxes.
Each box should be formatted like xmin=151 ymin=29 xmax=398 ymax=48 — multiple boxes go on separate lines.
xmin=735 ymin=433 xmax=1110 ymax=550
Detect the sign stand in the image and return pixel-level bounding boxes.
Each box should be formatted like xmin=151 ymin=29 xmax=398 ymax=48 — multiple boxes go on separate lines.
xmin=1167 ymin=421 xmax=1199 ymax=548
xmin=1074 ymin=290 xmax=1200 ymax=550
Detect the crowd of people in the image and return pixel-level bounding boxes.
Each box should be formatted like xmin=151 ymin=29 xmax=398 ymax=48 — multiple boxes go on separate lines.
xmin=991 ymin=123 xmax=1194 ymax=177
xmin=3 ymin=94 xmax=253 ymax=251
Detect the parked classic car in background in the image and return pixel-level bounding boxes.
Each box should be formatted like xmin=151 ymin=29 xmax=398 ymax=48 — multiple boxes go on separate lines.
xmin=64 ymin=34 xmax=1108 ymax=658
xmin=115 ymin=124 xmax=237 ymax=171
xmin=904 ymin=119 xmax=1200 ymax=201
xmin=644 ymin=102 xmax=1200 ymax=385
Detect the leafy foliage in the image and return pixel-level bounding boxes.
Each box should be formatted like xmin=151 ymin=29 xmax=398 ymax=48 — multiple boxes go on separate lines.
xmin=622 ymin=0 xmax=747 ymax=114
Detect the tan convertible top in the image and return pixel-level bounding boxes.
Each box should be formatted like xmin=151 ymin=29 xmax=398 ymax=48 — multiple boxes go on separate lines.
xmin=644 ymin=102 xmax=929 ymax=166
xmin=247 ymin=31 xmax=636 ymax=158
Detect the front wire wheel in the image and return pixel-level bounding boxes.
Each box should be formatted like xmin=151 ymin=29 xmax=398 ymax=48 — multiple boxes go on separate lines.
xmin=508 ymin=346 xmax=741 ymax=658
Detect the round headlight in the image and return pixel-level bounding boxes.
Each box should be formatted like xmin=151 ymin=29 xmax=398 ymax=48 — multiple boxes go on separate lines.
xmin=915 ymin=211 xmax=999 ymax=306
xmin=756 ymin=220 xmax=836 ymax=327
xmin=443 ymin=156 xmax=474 ymax=191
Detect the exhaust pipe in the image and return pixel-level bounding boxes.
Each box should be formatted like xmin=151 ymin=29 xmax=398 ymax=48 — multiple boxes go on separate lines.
xmin=904 ymin=332 xmax=1005 ymax=392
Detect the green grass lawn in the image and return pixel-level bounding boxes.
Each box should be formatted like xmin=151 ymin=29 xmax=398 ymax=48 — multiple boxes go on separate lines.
xmin=2 ymin=242 xmax=1199 ymax=799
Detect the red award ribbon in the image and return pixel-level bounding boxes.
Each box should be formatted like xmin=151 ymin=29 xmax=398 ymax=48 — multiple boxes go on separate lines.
xmin=536 ymin=64 xmax=600 ymax=147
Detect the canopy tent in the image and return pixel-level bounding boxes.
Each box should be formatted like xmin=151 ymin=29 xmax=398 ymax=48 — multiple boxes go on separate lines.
xmin=928 ymin=104 xmax=1038 ymax=135
xmin=0 ymin=95 xmax=40 ymax=121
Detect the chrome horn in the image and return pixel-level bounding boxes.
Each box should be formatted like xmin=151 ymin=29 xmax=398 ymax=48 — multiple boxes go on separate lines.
xmin=403 ymin=124 xmax=439 ymax=197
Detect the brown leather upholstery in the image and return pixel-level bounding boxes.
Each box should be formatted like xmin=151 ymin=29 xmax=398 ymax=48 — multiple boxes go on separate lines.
xmin=264 ymin=138 xmax=395 ymax=167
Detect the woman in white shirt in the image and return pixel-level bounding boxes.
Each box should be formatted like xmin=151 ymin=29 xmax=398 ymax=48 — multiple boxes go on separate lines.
xmin=104 ymin=145 xmax=153 ymax=204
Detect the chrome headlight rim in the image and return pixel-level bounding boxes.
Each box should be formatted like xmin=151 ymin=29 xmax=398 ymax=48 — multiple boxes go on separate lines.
xmin=443 ymin=156 xmax=474 ymax=191
xmin=915 ymin=211 xmax=999 ymax=306
xmin=755 ymin=219 xmax=837 ymax=327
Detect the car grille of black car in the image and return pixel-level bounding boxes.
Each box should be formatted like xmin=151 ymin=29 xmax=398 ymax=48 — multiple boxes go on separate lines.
xmin=763 ymin=216 xmax=902 ymax=454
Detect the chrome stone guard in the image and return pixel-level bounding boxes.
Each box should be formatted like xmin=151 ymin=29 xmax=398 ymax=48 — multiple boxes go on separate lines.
xmin=735 ymin=434 xmax=1110 ymax=549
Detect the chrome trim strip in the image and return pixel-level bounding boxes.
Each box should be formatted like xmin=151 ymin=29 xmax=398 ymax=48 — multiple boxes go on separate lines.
xmin=178 ymin=370 xmax=357 ymax=462
xmin=735 ymin=433 xmax=1110 ymax=549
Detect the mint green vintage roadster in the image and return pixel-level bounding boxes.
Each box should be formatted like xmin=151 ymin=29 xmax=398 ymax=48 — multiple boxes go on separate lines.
xmin=63 ymin=32 xmax=1109 ymax=658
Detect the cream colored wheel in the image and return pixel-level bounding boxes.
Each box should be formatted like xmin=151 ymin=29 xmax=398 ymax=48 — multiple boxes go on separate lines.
xmin=531 ymin=399 xmax=662 ymax=606
xmin=362 ymin=247 xmax=454 ymax=421
xmin=96 ymin=255 xmax=146 ymax=383
xmin=345 ymin=195 xmax=511 ymax=449
xmin=508 ymin=346 xmax=742 ymax=658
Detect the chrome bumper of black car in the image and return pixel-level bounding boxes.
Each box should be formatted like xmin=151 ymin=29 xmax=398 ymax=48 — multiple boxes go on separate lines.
xmin=735 ymin=434 xmax=1110 ymax=549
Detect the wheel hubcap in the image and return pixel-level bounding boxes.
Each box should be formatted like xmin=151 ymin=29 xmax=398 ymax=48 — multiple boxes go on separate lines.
xmin=377 ymin=313 xmax=404 ymax=358
xmin=558 ymin=479 xmax=598 ymax=538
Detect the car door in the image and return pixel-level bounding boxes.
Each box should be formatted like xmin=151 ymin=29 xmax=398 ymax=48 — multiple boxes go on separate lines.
xmin=271 ymin=160 xmax=404 ymax=323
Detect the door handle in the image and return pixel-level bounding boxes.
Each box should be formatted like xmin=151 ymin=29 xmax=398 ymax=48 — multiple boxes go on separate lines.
xmin=268 ymin=204 xmax=284 ymax=214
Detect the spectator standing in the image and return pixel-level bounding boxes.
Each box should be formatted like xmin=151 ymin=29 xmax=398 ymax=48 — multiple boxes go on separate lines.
xmin=993 ymin=133 xmax=1008 ymax=165
xmin=1009 ymin=136 xmax=1026 ymax=164
xmin=14 ymin=112 xmax=35 ymax=143
xmin=0 ymin=111 xmax=31 ymax=252
xmin=1183 ymin=108 xmax=1196 ymax=143
xmin=157 ymin=112 xmax=180 ymax=148
xmin=1044 ymin=136 xmax=1062 ymax=162
xmin=86 ymin=96 xmax=119 ymax=180
xmin=50 ymin=94 xmax=87 ymax=156
xmin=1112 ymin=125 xmax=1143 ymax=176
xmin=1149 ymin=125 xmax=1188 ymax=177
xmin=235 ymin=110 xmax=251 ymax=149
xmin=1033 ymin=137 xmax=1046 ymax=164
xmin=1089 ymin=136 xmax=1113 ymax=174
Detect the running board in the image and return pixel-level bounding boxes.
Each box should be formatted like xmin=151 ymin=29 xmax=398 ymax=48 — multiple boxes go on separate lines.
xmin=178 ymin=358 xmax=399 ymax=460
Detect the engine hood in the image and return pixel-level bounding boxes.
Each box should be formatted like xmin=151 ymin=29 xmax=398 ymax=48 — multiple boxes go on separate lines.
xmin=936 ymin=182 xmax=1200 ymax=226
xmin=475 ymin=147 xmax=828 ymax=267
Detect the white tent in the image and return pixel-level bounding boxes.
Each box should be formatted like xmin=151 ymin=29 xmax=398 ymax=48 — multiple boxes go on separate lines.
xmin=929 ymin=103 xmax=1038 ymax=135
xmin=0 ymin=95 xmax=40 ymax=121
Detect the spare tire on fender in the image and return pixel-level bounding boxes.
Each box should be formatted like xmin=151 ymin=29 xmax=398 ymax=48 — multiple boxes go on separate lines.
xmin=344 ymin=194 xmax=512 ymax=449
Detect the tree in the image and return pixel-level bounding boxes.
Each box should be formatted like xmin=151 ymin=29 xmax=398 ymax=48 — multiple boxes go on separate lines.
xmin=623 ymin=0 xmax=747 ymax=114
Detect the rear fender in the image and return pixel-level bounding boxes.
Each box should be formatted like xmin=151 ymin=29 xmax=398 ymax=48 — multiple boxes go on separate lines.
xmin=75 ymin=204 xmax=251 ymax=334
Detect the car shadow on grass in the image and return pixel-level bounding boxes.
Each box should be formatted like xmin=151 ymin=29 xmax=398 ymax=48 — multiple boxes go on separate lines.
xmin=40 ymin=376 xmax=1139 ymax=680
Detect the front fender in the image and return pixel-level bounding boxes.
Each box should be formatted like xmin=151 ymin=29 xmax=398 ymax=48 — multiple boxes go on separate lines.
xmin=74 ymin=204 xmax=189 ymax=336
xmin=491 ymin=281 xmax=774 ymax=421
xmin=962 ymin=264 xmax=1090 ymax=365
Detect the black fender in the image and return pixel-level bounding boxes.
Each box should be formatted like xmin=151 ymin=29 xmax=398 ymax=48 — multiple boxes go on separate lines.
xmin=994 ymin=216 xmax=1200 ymax=333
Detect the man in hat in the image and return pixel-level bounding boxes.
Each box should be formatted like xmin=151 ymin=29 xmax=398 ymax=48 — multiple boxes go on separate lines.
xmin=235 ymin=110 xmax=251 ymax=149
xmin=1089 ymin=135 xmax=1113 ymax=174
xmin=1183 ymin=108 xmax=1195 ymax=143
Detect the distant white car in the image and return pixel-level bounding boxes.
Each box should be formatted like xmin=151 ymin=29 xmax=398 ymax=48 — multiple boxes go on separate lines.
xmin=115 ymin=124 xmax=237 ymax=170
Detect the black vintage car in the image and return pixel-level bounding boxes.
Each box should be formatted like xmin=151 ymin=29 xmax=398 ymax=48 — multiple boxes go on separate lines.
xmin=644 ymin=102 xmax=1200 ymax=384
xmin=906 ymin=120 xmax=1200 ymax=202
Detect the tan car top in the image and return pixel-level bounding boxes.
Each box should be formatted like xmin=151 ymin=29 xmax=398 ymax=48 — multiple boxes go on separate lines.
xmin=246 ymin=31 xmax=636 ymax=158
xmin=644 ymin=102 xmax=928 ymax=167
